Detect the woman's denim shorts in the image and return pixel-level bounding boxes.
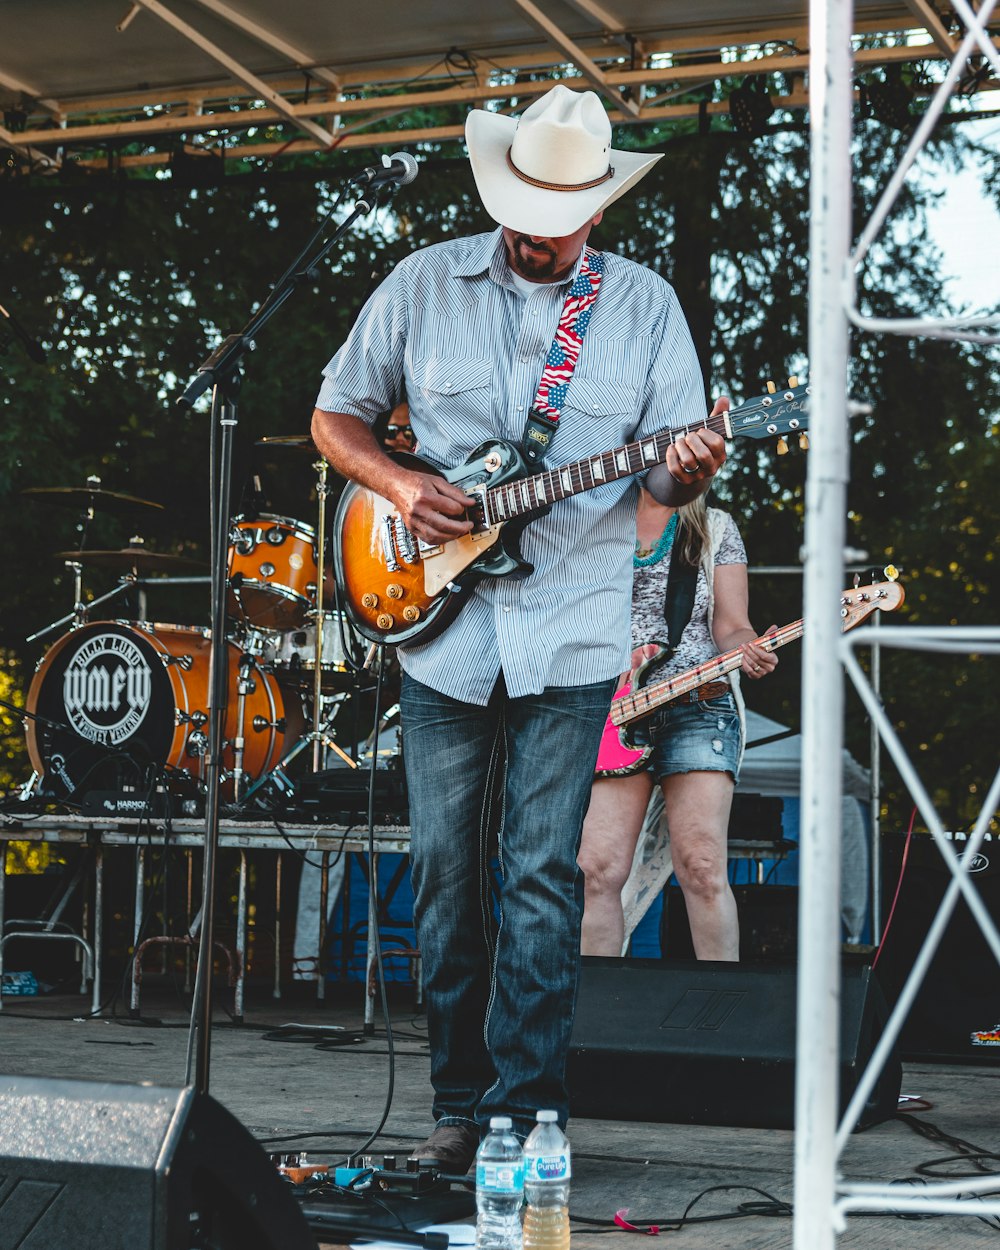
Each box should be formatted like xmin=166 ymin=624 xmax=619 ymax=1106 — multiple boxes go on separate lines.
xmin=632 ymin=692 xmax=742 ymax=781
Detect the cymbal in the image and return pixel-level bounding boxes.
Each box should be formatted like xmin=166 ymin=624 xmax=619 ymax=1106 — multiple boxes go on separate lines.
xmin=54 ymin=547 xmax=207 ymax=572
xmin=24 ymin=485 xmax=164 ymax=513
xmin=256 ymin=434 xmax=318 ymax=452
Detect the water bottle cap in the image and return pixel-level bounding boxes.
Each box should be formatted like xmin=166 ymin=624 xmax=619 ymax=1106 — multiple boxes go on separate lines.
xmin=489 ymin=1116 xmax=513 ymax=1129
xmin=535 ymin=1110 xmax=558 ymax=1122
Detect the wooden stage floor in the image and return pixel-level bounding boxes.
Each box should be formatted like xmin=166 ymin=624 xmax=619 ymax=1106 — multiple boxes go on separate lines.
xmin=1 ymin=982 xmax=998 ymax=1248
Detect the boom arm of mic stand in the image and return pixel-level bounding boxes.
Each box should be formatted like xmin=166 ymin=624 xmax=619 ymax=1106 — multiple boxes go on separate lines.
xmin=174 ymin=196 xmax=375 ymax=410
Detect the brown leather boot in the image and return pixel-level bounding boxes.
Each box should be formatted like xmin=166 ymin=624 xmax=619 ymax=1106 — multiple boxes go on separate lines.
xmin=408 ymin=1122 xmax=480 ymax=1174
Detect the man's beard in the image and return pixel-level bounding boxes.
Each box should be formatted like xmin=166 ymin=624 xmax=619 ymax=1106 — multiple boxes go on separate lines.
xmin=509 ymin=234 xmax=561 ymax=280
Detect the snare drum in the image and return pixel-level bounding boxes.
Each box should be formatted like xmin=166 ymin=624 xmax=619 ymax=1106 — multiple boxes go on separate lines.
xmin=268 ymin=614 xmax=359 ymax=694
xmin=26 ymin=621 xmax=291 ymax=798
xmin=227 ymin=514 xmax=317 ymax=630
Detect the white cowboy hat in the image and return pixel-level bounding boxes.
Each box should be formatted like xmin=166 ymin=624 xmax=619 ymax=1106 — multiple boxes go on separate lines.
xmin=466 ymin=84 xmax=662 ymax=237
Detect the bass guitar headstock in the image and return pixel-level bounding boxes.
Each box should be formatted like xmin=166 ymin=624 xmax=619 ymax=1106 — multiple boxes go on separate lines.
xmin=841 ymin=578 xmax=905 ymax=631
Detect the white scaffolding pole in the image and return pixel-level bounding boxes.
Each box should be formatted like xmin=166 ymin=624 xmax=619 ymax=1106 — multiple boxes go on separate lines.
xmin=793 ymin=1 xmax=855 ymax=1246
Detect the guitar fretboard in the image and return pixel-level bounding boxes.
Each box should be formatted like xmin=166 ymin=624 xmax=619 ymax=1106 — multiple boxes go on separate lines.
xmin=611 ymin=620 xmax=803 ymax=726
xmin=483 ymin=412 xmax=730 ymax=524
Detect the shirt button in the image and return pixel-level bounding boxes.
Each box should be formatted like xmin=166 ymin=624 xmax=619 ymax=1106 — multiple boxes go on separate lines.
xmin=443 ymin=382 xmax=452 ymax=391
xmin=503 ymin=605 xmax=512 ymax=613
xmin=516 ymin=405 xmax=524 ymax=412
xmin=531 ymin=310 xmax=538 ymax=316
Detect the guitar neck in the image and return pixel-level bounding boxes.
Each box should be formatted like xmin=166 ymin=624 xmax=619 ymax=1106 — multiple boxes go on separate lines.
xmin=611 ymin=619 xmax=805 ymax=726
xmin=484 ymin=411 xmax=732 ymax=522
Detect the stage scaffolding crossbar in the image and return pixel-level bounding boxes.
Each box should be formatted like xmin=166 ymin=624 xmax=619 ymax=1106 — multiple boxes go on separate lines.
xmin=796 ymin=2 xmax=1000 ymax=1244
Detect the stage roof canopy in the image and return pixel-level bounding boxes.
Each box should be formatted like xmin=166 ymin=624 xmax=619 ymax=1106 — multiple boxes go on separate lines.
xmin=1 ymin=1 xmax=996 ymax=172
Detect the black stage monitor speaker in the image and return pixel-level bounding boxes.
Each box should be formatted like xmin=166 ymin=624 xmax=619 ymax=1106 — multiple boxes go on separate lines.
xmin=877 ymin=832 xmax=1000 ymax=1063
xmin=567 ymin=957 xmax=900 ymax=1130
xmin=0 ymin=1074 xmax=318 ymax=1250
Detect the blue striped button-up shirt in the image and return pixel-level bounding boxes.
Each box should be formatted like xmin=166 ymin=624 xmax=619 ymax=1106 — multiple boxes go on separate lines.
xmin=316 ymin=228 xmax=705 ymax=705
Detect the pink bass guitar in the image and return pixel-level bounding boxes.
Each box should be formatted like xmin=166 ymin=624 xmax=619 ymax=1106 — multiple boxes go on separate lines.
xmin=595 ymin=579 xmax=905 ymax=777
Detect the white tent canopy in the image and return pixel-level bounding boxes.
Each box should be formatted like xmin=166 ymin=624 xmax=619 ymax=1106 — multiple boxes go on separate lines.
xmin=742 ymin=709 xmax=870 ymax=801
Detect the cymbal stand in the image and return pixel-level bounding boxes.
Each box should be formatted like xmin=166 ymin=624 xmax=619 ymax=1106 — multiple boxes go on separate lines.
xmin=26 ymin=576 xmax=133 ymax=644
xmin=310 ymin=454 xmax=337 ymax=771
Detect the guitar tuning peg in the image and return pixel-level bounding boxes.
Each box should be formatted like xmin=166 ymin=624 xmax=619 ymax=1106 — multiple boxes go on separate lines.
xmin=766 ymin=380 xmax=777 ymax=394
xmin=776 ymin=436 xmax=788 ymax=455
xmin=884 ymin=563 xmax=900 ymax=582
xmin=798 ymin=432 xmax=809 ymax=451
xmin=853 ymin=573 xmax=860 ymax=589
xmin=788 ymin=374 xmax=799 ymax=388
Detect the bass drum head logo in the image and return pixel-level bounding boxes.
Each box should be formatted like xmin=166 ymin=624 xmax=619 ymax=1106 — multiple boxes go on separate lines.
xmin=62 ymin=632 xmax=153 ymax=745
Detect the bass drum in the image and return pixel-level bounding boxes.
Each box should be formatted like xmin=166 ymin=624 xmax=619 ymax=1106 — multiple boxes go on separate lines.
xmin=26 ymin=621 xmax=293 ymax=799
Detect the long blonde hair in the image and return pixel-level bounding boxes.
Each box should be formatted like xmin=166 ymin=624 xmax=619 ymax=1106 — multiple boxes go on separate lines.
xmin=676 ymin=494 xmax=711 ymax=567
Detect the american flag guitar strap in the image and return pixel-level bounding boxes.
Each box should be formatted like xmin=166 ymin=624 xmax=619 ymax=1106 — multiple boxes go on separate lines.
xmin=521 ymin=246 xmax=605 ymax=465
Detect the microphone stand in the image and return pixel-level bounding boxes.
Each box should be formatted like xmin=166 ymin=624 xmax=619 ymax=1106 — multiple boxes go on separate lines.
xmin=177 ymin=183 xmax=388 ymax=1096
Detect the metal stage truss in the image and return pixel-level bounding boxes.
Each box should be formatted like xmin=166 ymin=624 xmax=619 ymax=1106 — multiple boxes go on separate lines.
xmin=0 ymin=2 xmax=997 ymax=172
xmin=797 ymin=1 xmax=1000 ymax=1246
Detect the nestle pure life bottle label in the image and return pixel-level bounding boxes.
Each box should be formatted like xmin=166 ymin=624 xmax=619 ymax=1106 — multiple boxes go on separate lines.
xmin=477 ymin=1160 xmax=526 ymax=1193
xmin=526 ymin=1153 xmax=571 ymax=1181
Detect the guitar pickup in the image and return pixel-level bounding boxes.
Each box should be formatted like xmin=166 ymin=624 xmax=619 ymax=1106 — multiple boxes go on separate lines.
xmin=470 ymin=485 xmax=492 ymax=530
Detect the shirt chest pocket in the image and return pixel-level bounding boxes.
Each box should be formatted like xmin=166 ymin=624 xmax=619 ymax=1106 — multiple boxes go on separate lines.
xmin=415 ymin=354 xmax=494 ymax=425
xmin=564 ymin=337 xmax=649 ymax=420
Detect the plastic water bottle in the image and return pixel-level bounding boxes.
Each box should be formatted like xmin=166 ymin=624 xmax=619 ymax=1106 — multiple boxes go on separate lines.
xmin=475 ymin=1116 xmax=525 ymax=1250
xmin=522 ymin=1110 xmax=570 ymax=1250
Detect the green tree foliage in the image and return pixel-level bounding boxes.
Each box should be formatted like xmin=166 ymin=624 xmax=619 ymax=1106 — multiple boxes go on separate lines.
xmin=1 ymin=102 xmax=997 ymax=833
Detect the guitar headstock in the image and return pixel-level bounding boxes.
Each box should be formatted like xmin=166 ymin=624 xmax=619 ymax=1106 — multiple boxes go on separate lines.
xmin=730 ymin=375 xmax=810 ymax=454
xmin=840 ymin=580 xmax=905 ymax=631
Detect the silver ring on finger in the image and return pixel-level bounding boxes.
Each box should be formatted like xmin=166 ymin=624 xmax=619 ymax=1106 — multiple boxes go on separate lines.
xmin=682 ymin=463 xmax=700 ymax=474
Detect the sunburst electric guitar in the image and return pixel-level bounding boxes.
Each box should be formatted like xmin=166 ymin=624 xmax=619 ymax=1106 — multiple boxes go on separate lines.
xmin=595 ymin=579 xmax=905 ymax=777
xmin=334 ymin=379 xmax=810 ymax=647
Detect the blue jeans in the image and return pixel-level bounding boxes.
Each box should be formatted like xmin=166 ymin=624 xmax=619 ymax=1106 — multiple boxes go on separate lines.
xmin=400 ymin=670 xmax=616 ymax=1139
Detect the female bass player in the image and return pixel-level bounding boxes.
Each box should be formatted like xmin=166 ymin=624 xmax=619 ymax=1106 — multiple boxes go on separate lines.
xmin=577 ymin=487 xmax=777 ymax=960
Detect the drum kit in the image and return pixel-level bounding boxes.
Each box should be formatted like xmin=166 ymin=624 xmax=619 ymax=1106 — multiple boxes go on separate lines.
xmin=21 ymin=446 xmax=386 ymax=812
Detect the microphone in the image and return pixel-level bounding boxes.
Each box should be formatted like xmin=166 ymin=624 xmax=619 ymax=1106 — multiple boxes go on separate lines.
xmin=349 ymin=152 xmax=419 ymax=190
xmin=0 ymin=300 xmax=47 ymax=364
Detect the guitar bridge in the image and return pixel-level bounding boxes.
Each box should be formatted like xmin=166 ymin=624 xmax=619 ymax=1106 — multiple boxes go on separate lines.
xmin=392 ymin=515 xmax=420 ymax=564
xmin=379 ymin=515 xmax=401 ymax=572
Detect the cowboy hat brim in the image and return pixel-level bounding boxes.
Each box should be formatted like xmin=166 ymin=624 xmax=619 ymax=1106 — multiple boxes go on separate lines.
xmin=466 ymin=107 xmax=662 ymax=237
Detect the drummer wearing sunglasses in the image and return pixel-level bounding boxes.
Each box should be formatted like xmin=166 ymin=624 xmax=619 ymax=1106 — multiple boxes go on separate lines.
xmin=374 ymin=399 xmax=416 ymax=453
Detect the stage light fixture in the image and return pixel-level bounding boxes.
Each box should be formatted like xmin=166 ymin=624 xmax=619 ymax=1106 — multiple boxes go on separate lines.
xmin=863 ymin=66 xmax=914 ymax=130
xmin=728 ymin=78 xmax=774 ymax=138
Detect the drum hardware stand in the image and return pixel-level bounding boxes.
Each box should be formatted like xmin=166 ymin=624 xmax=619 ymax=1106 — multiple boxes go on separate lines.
xmin=175 ymin=176 xmax=389 ymax=1095
xmin=25 ymin=575 xmax=133 ymax=644
xmin=311 ymin=454 xmax=332 ymax=772
xmin=235 ymin=690 xmax=357 ymax=811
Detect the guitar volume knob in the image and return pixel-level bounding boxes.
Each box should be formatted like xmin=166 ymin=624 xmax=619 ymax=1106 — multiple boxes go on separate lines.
xmin=361 ymin=592 xmax=378 ymax=609
xmin=402 ymin=605 xmax=421 ymax=622
xmin=386 ymin=583 xmax=404 ymax=599
xmin=376 ymin=613 xmax=394 ymax=630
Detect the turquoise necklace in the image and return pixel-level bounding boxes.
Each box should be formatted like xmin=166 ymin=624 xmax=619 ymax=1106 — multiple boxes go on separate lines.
xmin=634 ymin=512 xmax=678 ymax=569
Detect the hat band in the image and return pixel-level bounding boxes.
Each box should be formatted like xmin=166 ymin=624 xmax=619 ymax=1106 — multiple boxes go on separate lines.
xmin=505 ymin=147 xmax=614 ymax=192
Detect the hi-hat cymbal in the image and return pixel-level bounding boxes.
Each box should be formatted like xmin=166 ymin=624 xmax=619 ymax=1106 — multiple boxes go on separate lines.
xmin=54 ymin=547 xmax=207 ymax=572
xmin=24 ymin=485 xmax=164 ymax=514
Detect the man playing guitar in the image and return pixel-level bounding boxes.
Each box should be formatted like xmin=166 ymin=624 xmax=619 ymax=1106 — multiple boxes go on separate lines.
xmin=310 ymin=84 xmax=726 ymax=1171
